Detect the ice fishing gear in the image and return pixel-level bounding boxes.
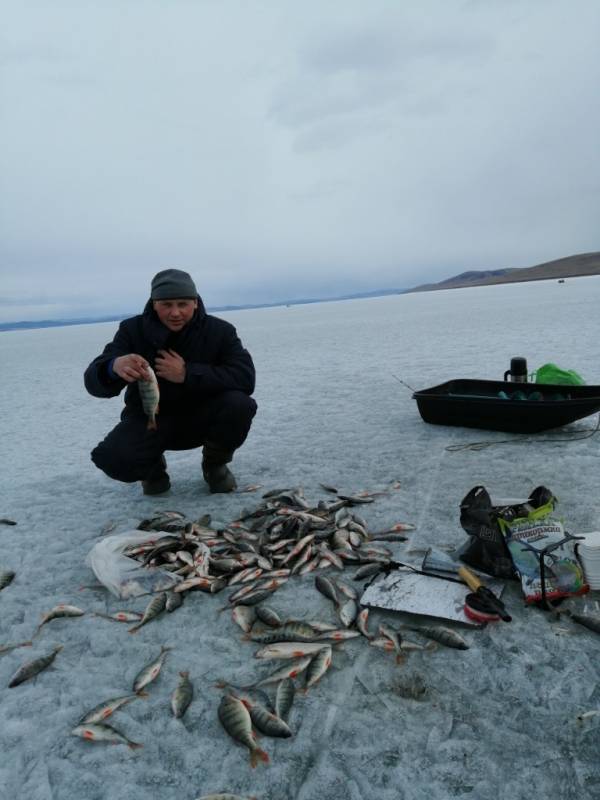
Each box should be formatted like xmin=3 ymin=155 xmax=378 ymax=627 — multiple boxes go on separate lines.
xmin=457 ymin=565 xmax=512 ymax=622
xmin=463 ymin=592 xmax=501 ymax=623
xmin=497 ymin=493 xmax=588 ymax=606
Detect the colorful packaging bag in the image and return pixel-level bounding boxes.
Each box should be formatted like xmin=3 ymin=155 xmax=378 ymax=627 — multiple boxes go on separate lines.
xmin=497 ymin=493 xmax=588 ymax=605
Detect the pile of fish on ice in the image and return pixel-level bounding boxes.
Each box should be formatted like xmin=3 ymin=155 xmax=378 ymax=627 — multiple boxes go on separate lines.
xmin=1 ymin=484 xmax=476 ymax=765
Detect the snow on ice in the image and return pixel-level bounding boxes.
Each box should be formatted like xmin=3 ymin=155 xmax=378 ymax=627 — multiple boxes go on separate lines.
xmin=1 ymin=277 xmax=600 ymax=800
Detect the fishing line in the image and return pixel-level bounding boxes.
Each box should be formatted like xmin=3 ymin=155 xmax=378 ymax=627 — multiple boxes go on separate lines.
xmin=445 ymin=412 xmax=600 ymax=452
xmin=391 ymin=374 xmax=417 ymax=393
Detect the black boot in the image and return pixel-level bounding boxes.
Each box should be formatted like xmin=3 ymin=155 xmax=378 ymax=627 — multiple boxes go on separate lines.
xmin=202 ymin=443 xmax=237 ymax=493
xmin=141 ymin=455 xmax=171 ymax=495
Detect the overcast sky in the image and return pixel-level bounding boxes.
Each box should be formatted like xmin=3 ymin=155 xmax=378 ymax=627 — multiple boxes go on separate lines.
xmin=1 ymin=1 xmax=599 ymax=322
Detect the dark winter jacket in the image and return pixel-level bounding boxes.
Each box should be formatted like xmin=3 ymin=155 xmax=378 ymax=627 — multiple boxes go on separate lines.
xmin=84 ymin=297 xmax=255 ymax=416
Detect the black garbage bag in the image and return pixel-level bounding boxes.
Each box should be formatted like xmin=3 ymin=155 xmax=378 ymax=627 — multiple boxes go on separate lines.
xmin=456 ymin=485 xmax=555 ymax=579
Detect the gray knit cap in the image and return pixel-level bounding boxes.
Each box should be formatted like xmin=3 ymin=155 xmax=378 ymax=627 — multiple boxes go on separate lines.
xmin=151 ymin=269 xmax=197 ymax=300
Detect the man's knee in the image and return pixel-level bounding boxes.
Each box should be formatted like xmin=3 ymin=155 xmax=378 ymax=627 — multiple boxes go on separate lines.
xmin=91 ymin=440 xmax=141 ymax=483
xmin=220 ymin=391 xmax=257 ymax=424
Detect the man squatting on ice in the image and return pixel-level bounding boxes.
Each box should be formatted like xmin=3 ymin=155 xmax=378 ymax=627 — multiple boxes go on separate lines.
xmin=84 ymin=269 xmax=257 ymax=495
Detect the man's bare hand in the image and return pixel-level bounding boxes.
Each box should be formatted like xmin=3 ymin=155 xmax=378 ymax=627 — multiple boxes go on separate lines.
xmin=112 ymin=354 xmax=151 ymax=383
xmin=155 ymin=349 xmax=186 ymax=383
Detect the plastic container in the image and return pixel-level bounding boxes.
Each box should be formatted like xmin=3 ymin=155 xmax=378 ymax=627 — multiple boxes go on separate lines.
xmin=413 ymin=379 xmax=600 ymax=434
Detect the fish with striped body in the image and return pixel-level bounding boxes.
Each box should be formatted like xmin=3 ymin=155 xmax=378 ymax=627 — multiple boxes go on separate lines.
xmin=254 ymin=605 xmax=281 ymax=628
xmin=138 ymin=365 xmax=160 ymax=430
xmin=71 ymin=722 xmax=142 ymax=749
xmin=8 ymin=645 xmax=63 ymax=687
xmin=304 ymin=646 xmax=333 ymax=691
xmin=171 ymin=671 xmax=193 ymax=718
xmin=217 ymin=694 xmax=269 ymax=768
xmin=239 ymin=695 xmax=292 ymax=738
xmin=408 ymin=625 xmax=469 ymax=650
xmin=275 ymin=677 xmax=295 ymax=722
xmin=247 ymin=621 xmax=319 ymax=644
xmin=128 ymin=592 xmax=166 ymax=633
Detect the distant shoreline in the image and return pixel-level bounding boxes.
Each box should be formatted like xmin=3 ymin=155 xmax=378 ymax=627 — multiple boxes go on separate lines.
xmin=0 ymin=288 xmax=411 ymax=333
xmin=2 ymin=250 xmax=598 ymax=332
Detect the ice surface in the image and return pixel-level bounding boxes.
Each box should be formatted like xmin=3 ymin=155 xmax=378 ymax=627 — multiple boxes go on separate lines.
xmin=1 ymin=277 xmax=600 ymax=799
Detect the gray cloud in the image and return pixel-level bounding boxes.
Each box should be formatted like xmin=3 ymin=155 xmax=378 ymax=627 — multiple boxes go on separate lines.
xmin=1 ymin=1 xmax=599 ymax=322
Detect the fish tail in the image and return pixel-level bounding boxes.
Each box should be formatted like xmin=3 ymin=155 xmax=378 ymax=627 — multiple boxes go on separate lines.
xmin=136 ymin=690 xmax=149 ymax=698
xmin=251 ymin=747 xmax=269 ymax=768
xmin=127 ymin=741 xmax=143 ymax=750
xmin=147 ymin=417 xmax=157 ymax=431
xmin=128 ymin=626 xmax=140 ymax=634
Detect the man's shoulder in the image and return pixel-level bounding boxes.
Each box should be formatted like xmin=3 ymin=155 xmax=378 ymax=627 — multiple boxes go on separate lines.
xmin=119 ymin=312 xmax=144 ymax=326
xmin=201 ymin=313 xmax=236 ymax=334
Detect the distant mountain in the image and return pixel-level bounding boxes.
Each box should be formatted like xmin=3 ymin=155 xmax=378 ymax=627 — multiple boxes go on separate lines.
xmin=410 ymin=251 xmax=600 ymax=292
xmin=2 ymin=251 xmax=599 ymax=332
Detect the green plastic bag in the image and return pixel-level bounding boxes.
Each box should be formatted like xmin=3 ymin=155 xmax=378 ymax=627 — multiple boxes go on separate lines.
xmin=534 ymin=363 xmax=586 ymax=386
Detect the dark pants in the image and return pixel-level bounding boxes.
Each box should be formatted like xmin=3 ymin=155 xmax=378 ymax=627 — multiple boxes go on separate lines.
xmin=91 ymin=390 xmax=257 ymax=483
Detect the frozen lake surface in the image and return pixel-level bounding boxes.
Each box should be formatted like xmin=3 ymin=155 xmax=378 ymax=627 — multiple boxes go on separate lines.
xmin=1 ymin=276 xmax=600 ymax=799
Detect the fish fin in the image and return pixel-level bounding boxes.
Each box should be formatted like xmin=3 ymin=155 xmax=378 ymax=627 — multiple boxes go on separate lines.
xmin=251 ymin=747 xmax=269 ymax=767
xmin=147 ymin=418 xmax=157 ymax=431
xmin=128 ymin=742 xmax=143 ymax=750
xmin=136 ymin=691 xmax=149 ymax=698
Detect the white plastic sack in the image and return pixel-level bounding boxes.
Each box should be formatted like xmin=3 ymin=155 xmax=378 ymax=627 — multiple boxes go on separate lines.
xmin=85 ymin=530 xmax=183 ymax=599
